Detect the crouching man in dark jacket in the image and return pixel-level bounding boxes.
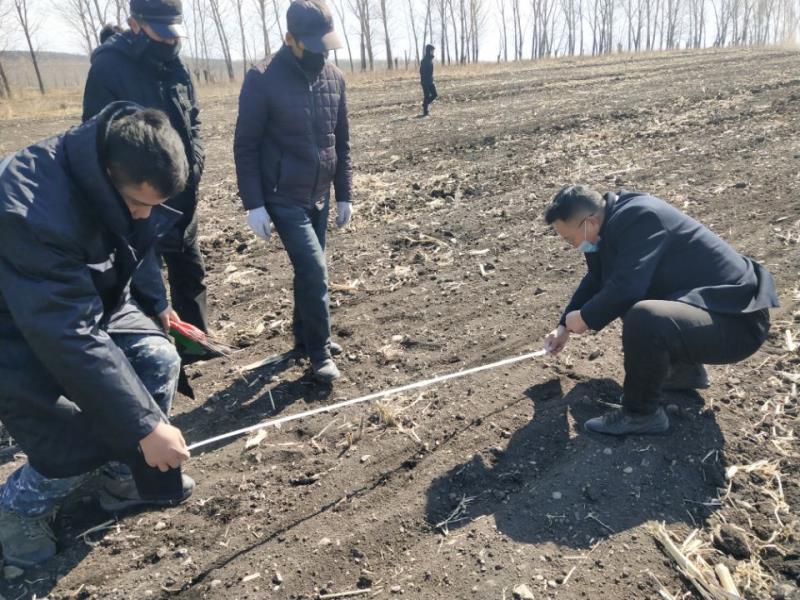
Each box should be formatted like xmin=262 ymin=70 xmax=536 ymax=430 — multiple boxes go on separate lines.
xmin=83 ymin=0 xmax=208 ymax=339
xmin=543 ymin=185 xmax=779 ymax=436
xmin=0 ymin=103 xmax=194 ymax=567
xmin=234 ymin=0 xmax=353 ymax=384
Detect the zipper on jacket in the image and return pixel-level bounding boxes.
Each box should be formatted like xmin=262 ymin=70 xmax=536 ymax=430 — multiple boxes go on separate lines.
xmin=308 ymin=81 xmax=321 ymax=201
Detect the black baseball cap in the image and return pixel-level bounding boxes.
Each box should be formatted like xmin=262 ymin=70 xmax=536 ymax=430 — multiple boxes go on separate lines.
xmin=130 ymin=0 xmax=186 ymax=39
xmin=287 ymin=0 xmax=343 ymax=54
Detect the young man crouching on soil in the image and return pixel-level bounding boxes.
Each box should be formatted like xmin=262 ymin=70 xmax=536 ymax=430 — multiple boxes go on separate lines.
xmin=0 ymin=103 xmax=194 ymax=567
xmin=543 ymin=185 xmax=779 ymax=436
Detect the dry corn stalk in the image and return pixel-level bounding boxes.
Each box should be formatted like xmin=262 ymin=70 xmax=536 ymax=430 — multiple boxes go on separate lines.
xmin=650 ymin=523 xmax=742 ymax=600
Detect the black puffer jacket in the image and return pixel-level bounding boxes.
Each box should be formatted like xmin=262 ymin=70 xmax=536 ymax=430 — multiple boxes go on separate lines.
xmin=0 ymin=103 xmax=180 ymax=478
xmin=420 ymin=54 xmax=434 ymax=86
xmin=83 ymin=30 xmax=203 ymax=235
xmin=234 ymin=44 xmax=352 ymax=211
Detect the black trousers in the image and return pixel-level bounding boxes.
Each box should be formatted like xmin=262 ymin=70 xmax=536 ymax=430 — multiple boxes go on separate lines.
xmin=422 ymin=83 xmax=438 ymax=114
xmin=622 ymin=300 xmax=770 ymax=414
xmin=159 ymin=217 xmax=208 ymax=334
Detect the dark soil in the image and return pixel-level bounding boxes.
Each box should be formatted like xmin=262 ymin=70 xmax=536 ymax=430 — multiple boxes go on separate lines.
xmin=0 ymin=47 xmax=798 ymax=600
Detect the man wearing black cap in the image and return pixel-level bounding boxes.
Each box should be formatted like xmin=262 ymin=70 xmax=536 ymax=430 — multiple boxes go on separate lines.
xmin=420 ymin=44 xmax=437 ymax=117
xmin=82 ymin=0 xmax=208 ymax=365
xmin=234 ymin=0 xmax=353 ymax=384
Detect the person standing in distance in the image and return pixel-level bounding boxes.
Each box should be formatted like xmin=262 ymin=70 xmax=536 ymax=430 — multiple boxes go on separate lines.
xmin=420 ymin=44 xmax=438 ymax=117
xmin=234 ymin=0 xmax=353 ymax=384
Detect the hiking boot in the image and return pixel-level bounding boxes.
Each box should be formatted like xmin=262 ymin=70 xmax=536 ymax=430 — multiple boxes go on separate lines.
xmin=664 ymin=363 xmax=710 ymax=391
xmin=0 ymin=509 xmax=57 ymax=567
xmin=312 ymin=358 xmax=340 ymax=384
xmin=98 ymin=473 xmax=195 ymax=513
xmin=291 ymin=342 xmax=343 ymax=359
xmin=585 ymin=406 xmax=670 ymax=436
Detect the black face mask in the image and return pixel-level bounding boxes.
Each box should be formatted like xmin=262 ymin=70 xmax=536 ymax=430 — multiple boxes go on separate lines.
xmin=142 ymin=35 xmax=182 ymax=64
xmin=298 ymin=49 xmax=327 ymax=74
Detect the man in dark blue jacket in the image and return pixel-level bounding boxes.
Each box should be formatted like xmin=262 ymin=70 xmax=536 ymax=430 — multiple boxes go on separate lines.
xmin=420 ymin=44 xmax=437 ymax=117
xmin=234 ymin=0 xmax=353 ymax=384
xmin=544 ymin=185 xmax=778 ymax=436
xmin=0 ymin=104 xmax=194 ymax=567
xmin=82 ymin=0 xmax=207 ymax=344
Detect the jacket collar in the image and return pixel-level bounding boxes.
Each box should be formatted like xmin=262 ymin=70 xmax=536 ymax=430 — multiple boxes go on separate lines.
xmin=276 ymin=44 xmax=327 ymax=83
xmin=599 ymin=191 xmax=618 ymax=238
xmin=92 ymin=30 xmax=189 ymax=81
xmin=62 ymin=101 xmax=181 ymax=240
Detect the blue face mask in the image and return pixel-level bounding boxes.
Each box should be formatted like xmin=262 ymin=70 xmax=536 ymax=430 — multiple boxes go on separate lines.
xmin=577 ymin=219 xmax=599 ymax=253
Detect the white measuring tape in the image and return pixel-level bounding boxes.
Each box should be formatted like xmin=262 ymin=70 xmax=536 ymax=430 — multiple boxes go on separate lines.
xmin=188 ymin=348 xmax=549 ymax=451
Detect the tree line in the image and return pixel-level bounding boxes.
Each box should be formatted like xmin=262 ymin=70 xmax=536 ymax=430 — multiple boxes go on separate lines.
xmin=0 ymin=0 xmax=797 ymax=97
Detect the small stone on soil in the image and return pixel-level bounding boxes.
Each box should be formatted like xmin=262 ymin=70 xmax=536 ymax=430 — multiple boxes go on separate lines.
xmin=154 ymin=521 xmax=167 ymax=531
xmin=512 ymin=583 xmax=535 ymax=599
xmin=552 ymin=491 xmax=562 ymax=500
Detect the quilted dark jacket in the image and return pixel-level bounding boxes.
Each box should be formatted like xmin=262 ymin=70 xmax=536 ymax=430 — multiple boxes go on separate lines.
xmin=234 ymin=44 xmax=352 ymax=210
xmin=0 ymin=103 xmax=179 ymax=477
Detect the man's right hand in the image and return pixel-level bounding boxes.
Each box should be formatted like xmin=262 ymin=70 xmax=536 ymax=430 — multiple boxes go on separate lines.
xmin=544 ymin=325 xmax=570 ymax=355
xmin=247 ymin=207 xmax=272 ymax=241
xmin=140 ymin=422 xmax=190 ymax=472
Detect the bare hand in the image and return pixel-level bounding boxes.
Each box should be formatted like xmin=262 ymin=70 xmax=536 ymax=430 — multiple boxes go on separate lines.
xmin=140 ymin=422 xmax=190 ymax=472
xmin=158 ymin=307 xmax=179 ymax=333
xmin=544 ymin=325 xmax=571 ymax=354
xmin=565 ymin=310 xmax=589 ymax=334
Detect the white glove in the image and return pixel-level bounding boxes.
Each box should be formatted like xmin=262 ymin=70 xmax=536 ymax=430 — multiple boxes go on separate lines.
xmin=247 ymin=207 xmax=272 ymax=241
xmin=336 ymin=201 xmax=352 ymax=228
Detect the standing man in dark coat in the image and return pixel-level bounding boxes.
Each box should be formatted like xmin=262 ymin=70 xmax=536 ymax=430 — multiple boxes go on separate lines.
xmin=0 ymin=104 xmax=194 ymax=567
xmin=83 ymin=0 xmax=207 ymax=343
xmin=234 ymin=0 xmax=353 ymax=383
xmin=420 ymin=44 xmax=437 ymax=117
xmin=543 ymin=185 xmax=778 ymax=436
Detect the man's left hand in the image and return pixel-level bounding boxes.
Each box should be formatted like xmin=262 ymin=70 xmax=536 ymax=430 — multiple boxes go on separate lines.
xmin=565 ymin=310 xmax=589 ymax=334
xmin=158 ymin=307 xmax=179 ymax=333
xmin=336 ymin=201 xmax=352 ymax=228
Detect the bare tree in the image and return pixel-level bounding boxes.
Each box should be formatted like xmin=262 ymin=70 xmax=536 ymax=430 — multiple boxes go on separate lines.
xmin=332 ymin=0 xmax=354 ymax=71
xmin=498 ymin=0 xmax=509 ymax=59
xmin=349 ymin=0 xmax=374 ymax=70
xmin=110 ymin=0 xmax=128 ymax=23
xmin=13 ymin=0 xmax=45 ymax=94
xmin=378 ymin=0 xmax=393 ymax=68
xmin=406 ymin=0 xmax=421 ymax=63
xmin=233 ymin=0 xmax=249 ymax=77
xmin=208 ymin=0 xmax=235 ymax=79
xmin=253 ymin=0 xmax=272 ymax=58
xmin=56 ymin=0 xmax=101 ymax=54
xmin=0 ymin=0 xmax=13 ymax=98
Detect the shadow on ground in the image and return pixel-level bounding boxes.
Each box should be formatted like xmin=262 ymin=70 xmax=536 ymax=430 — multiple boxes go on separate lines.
xmin=425 ymin=377 xmax=727 ymax=548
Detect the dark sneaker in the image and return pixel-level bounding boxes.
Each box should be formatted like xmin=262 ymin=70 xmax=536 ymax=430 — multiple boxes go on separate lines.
xmin=292 ymin=342 xmax=343 ymax=358
xmin=664 ymin=363 xmax=710 ymax=391
xmin=585 ymin=407 xmax=670 ymax=436
xmin=312 ymin=358 xmax=340 ymax=383
xmin=98 ymin=473 xmax=195 ymax=512
xmin=0 ymin=509 xmax=56 ymax=567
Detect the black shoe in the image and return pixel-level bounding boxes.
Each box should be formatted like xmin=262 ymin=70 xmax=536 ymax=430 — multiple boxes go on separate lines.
xmin=98 ymin=473 xmax=195 ymax=512
xmin=292 ymin=342 xmax=343 ymax=358
xmin=0 ymin=509 xmax=56 ymax=567
xmin=585 ymin=407 xmax=669 ymax=436
xmin=664 ymin=363 xmax=710 ymax=391
xmin=312 ymin=358 xmax=341 ymax=383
